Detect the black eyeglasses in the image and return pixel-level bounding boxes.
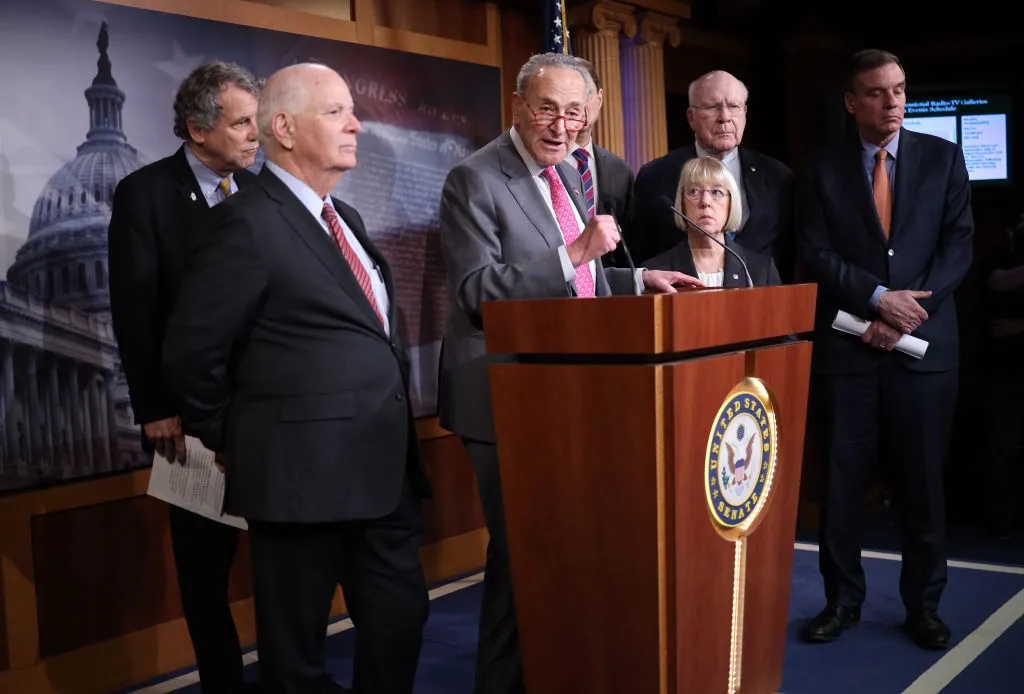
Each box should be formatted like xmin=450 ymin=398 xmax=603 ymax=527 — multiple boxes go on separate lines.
xmin=522 ymin=101 xmax=588 ymax=133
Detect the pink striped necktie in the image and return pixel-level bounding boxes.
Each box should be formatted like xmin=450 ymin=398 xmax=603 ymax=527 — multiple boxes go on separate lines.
xmin=540 ymin=166 xmax=595 ymax=298
xmin=321 ymin=202 xmax=385 ymax=325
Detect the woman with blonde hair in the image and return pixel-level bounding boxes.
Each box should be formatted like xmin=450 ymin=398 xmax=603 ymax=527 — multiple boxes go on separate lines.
xmin=642 ymin=156 xmax=780 ymax=287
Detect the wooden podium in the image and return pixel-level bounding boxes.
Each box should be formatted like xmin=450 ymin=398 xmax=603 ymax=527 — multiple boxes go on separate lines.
xmin=482 ymin=285 xmax=816 ymax=694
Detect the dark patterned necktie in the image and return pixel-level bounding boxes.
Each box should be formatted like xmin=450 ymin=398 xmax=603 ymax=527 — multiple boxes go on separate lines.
xmin=572 ymin=149 xmax=596 ymax=220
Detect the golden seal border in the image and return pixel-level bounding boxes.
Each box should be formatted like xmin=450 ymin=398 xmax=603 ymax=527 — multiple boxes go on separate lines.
xmin=703 ymin=376 xmax=781 ymax=542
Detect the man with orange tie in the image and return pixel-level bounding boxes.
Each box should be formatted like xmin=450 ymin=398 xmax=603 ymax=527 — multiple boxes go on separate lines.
xmin=797 ymin=49 xmax=973 ymax=651
xmin=108 ymin=61 xmax=261 ymax=694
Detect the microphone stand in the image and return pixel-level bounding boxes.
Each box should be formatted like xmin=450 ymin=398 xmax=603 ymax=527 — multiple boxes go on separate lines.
xmin=666 ymin=203 xmax=753 ymax=289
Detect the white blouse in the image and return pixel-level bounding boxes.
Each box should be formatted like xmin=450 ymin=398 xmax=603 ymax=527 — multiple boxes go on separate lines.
xmin=697 ymin=269 xmax=724 ymax=287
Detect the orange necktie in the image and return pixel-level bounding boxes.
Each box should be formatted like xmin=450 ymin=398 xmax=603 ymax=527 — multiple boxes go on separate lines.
xmin=873 ymin=149 xmax=891 ymax=239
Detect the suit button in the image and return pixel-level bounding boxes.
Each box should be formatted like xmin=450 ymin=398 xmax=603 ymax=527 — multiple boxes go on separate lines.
xmin=888 ymin=249 xmax=894 ymax=256
xmin=395 ymin=392 xmax=405 ymax=401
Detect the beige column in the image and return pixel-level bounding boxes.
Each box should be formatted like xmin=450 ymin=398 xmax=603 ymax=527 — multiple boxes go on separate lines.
xmin=68 ymin=364 xmax=88 ymax=474
xmin=104 ymin=374 xmax=119 ymax=470
xmin=567 ymin=1 xmax=637 ymax=158
xmin=88 ymin=373 xmax=109 ymax=472
xmin=619 ymin=12 xmax=681 ymax=171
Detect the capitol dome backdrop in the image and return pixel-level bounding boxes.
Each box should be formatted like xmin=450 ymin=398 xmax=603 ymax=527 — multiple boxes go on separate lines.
xmin=0 ymin=0 xmax=497 ymax=492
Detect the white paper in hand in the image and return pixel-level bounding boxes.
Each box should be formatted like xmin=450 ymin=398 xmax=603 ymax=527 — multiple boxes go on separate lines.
xmin=147 ymin=435 xmax=247 ymax=529
xmin=831 ymin=310 xmax=928 ymax=359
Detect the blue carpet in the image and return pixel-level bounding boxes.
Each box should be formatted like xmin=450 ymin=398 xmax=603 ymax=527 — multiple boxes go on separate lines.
xmin=131 ymin=546 xmax=1024 ymax=694
xmin=941 ymin=607 xmax=1024 ymax=694
xmin=782 ymin=549 xmax=1023 ymax=693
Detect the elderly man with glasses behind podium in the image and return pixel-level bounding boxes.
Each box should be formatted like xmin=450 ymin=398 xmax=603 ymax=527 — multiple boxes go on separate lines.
xmin=437 ymin=52 xmax=703 ymax=694
xmin=628 ymin=70 xmax=795 ymax=281
xmin=642 ymin=156 xmax=781 ymax=288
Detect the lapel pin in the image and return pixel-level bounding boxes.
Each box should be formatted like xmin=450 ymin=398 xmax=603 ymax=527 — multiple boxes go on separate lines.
xmin=190 ymin=192 xmax=197 ymax=201
xmin=571 ymin=186 xmax=580 ymax=195
xmin=750 ymin=166 xmax=756 ymax=172
xmin=733 ymin=274 xmax=740 ymax=280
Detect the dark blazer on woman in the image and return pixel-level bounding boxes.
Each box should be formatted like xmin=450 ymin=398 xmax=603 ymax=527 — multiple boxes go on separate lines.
xmin=642 ymin=235 xmax=781 ymax=287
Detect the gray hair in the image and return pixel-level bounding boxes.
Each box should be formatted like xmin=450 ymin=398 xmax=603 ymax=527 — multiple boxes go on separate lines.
xmin=687 ymin=70 xmax=749 ymax=107
xmin=173 ymin=61 xmax=261 ymax=140
xmin=515 ymin=53 xmax=591 ymax=98
xmin=675 ymin=156 xmax=743 ymax=232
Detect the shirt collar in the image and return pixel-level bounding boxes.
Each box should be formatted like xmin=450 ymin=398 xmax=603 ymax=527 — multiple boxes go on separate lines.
xmin=184 ymin=145 xmax=233 ymax=203
xmin=566 ymin=138 xmax=595 ymax=164
xmin=510 ymin=126 xmax=550 ymax=177
xmin=695 ymin=141 xmax=740 ymax=166
xmin=263 ymin=160 xmax=338 ymax=221
xmin=860 ymin=129 xmax=901 ymax=160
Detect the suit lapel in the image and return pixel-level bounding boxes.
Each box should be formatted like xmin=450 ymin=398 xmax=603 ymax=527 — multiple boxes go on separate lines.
xmin=334 ymin=200 xmax=398 ymax=329
xmin=723 ymin=241 xmax=747 ymax=287
xmin=259 ymin=169 xmax=386 ymax=335
xmin=499 ymin=137 xmax=565 ymax=250
xmin=557 ymin=161 xmax=589 ymax=222
xmin=738 ymin=148 xmax=762 ymax=231
xmin=890 ymin=128 xmax=918 ymax=241
xmin=840 ymin=143 xmax=888 ymax=244
xmin=672 ymin=242 xmax=699 ymax=277
xmin=169 ymin=144 xmax=207 ymax=215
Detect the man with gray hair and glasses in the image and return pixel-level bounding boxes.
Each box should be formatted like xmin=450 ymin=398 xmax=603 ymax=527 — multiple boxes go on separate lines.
xmin=438 ymin=51 xmax=702 ymax=694
xmin=108 ymin=60 xmax=261 ymax=694
xmin=629 ymin=70 xmax=795 ymax=281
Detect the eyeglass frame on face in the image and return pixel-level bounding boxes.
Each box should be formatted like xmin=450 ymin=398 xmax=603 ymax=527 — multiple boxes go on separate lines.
xmin=683 ymin=186 xmax=730 ymax=202
xmin=519 ymin=98 xmax=589 ymax=133
xmin=691 ymin=102 xmax=747 ymax=117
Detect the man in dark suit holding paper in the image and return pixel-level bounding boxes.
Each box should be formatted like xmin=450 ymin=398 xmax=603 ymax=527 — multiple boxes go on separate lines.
xmin=797 ymin=49 xmax=973 ymax=650
xmin=108 ymin=61 xmax=260 ymax=694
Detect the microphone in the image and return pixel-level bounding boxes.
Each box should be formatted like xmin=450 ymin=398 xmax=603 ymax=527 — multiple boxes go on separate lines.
xmin=661 ymin=196 xmax=753 ymax=288
xmin=603 ymin=201 xmax=637 ymax=279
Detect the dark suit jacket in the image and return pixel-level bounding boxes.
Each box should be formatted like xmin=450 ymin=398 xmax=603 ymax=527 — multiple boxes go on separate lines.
xmin=438 ymin=131 xmax=638 ymax=443
xmin=108 ymin=144 xmax=256 ymax=446
xmin=590 ymin=144 xmax=636 ymax=268
xmin=797 ymin=128 xmax=974 ymax=374
xmin=629 ymin=144 xmax=795 ymax=279
xmin=162 ymin=167 xmax=429 ymax=523
xmin=642 ymin=236 xmax=780 ymax=287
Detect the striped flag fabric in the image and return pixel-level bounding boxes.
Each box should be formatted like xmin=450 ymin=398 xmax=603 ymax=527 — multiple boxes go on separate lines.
xmin=542 ymin=0 xmax=571 ymax=54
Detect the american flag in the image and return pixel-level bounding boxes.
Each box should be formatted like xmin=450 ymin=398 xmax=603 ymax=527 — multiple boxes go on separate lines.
xmin=542 ymin=0 xmax=571 ymax=54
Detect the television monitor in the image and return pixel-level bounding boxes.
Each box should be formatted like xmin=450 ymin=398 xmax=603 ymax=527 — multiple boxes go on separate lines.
xmin=902 ymin=90 xmax=1012 ymax=185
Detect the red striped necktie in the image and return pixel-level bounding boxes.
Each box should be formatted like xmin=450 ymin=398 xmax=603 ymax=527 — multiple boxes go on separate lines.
xmin=321 ymin=202 xmax=384 ymax=325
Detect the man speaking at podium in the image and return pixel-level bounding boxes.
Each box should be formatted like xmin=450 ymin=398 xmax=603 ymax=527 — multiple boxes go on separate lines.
xmin=437 ymin=53 xmax=701 ymax=694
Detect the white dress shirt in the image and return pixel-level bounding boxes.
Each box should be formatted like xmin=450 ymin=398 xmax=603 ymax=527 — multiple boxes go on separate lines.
xmin=566 ymin=139 xmax=598 ymax=204
xmin=509 ymin=127 xmax=596 ymax=289
xmin=696 ymin=142 xmax=746 ymax=230
xmin=264 ymin=160 xmax=391 ymax=336
xmin=184 ymin=145 xmax=237 ymax=207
